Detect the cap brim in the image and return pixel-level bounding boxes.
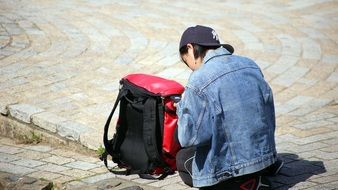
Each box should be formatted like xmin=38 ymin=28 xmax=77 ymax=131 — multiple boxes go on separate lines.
xmin=197 ymin=43 xmax=234 ymax=54
xmin=221 ymin=44 xmax=234 ymax=54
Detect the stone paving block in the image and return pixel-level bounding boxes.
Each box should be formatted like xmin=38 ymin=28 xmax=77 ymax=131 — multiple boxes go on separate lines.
xmin=53 ymin=175 xmax=76 ymax=184
xmin=0 ymin=96 xmax=17 ymax=115
xmin=256 ymin=60 xmax=272 ymax=70
xmin=81 ymin=172 xmax=116 ymax=184
xmin=304 ymin=181 xmax=338 ymax=190
xmin=113 ymin=174 xmax=139 ymax=181
xmin=100 ymin=83 xmax=120 ymax=92
xmin=64 ymin=161 xmax=100 ymax=170
xmin=279 ymin=142 xmax=328 ymax=154
xmin=0 ymin=1 xmax=338 ymax=189
xmin=79 ymin=130 xmax=102 ymax=150
xmin=293 ymin=131 xmax=338 ymax=145
xmin=322 ymin=137 xmax=338 ymax=145
xmin=234 ymin=30 xmax=261 ymax=45
xmin=298 ymin=112 xmax=336 ymax=122
xmin=0 ymin=172 xmax=53 ymax=190
xmin=266 ymin=55 xmax=298 ymax=74
xmin=275 ymin=104 xmax=299 ymax=115
xmin=313 ymin=150 xmax=338 ymax=160
xmin=11 ymin=158 xmax=46 ymax=168
xmin=161 ymin=183 xmax=188 ymax=190
xmin=35 ymin=163 xmax=70 ymax=173
xmin=286 ymin=95 xmax=314 ymax=106
xmin=293 ymin=120 xmax=334 ymax=130
xmin=0 ymin=162 xmax=36 ymax=175
xmin=288 ymin=181 xmax=318 ymax=190
xmin=148 ymin=175 xmax=182 ymax=187
xmin=326 ymin=72 xmax=338 ymax=83
xmin=299 ymin=27 xmax=328 ymax=39
xmin=31 ymin=111 xmax=68 ymax=133
xmin=28 ymin=171 xmax=62 ymax=181
xmin=0 ymin=152 xmax=20 ymax=162
xmin=276 ymin=34 xmax=301 ymax=56
xmin=300 ymin=37 xmax=321 ymax=60
xmin=15 ymin=150 xmax=51 ymax=160
xmin=320 ymin=145 xmax=338 ymax=153
xmin=58 ymin=168 xmax=95 ymax=178
xmin=156 ymin=68 xmax=186 ymax=79
xmin=89 ymin=166 xmax=109 ymax=174
xmin=322 ymin=55 xmax=338 ymax=64
xmin=8 ymin=104 xmax=44 ymax=123
xmin=131 ymin=177 xmax=154 ymax=184
xmin=49 ymin=148 xmax=79 ymax=158
xmin=272 ymin=66 xmax=309 ymax=87
xmin=42 ymin=155 xmax=75 ymax=165
xmin=65 ymin=180 xmax=88 ymax=189
xmin=275 ymin=134 xmax=299 ymax=145
xmin=289 ymin=98 xmax=332 ymax=116
xmin=24 ymin=144 xmax=52 ymax=152
xmin=74 ymin=154 xmax=100 ymax=164
xmin=321 ymin=159 xmax=338 ymax=172
xmin=234 ymin=20 xmax=263 ymax=33
xmin=0 ymin=145 xmax=23 ymax=154
xmin=309 ymin=174 xmax=338 ymax=184
xmin=56 ymin=120 xmax=91 ymax=141
xmin=158 ymin=54 xmax=180 ymax=66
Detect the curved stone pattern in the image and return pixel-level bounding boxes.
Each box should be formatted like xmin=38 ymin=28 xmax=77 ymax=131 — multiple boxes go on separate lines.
xmin=0 ymin=1 xmax=337 ymax=186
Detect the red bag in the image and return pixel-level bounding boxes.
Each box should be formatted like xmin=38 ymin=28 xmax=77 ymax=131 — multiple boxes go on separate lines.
xmin=102 ymin=74 xmax=184 ymax=179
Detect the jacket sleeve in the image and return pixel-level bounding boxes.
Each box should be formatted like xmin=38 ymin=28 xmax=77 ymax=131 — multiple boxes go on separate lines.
xmin=176 ymin=87 xmax=212 ymax=147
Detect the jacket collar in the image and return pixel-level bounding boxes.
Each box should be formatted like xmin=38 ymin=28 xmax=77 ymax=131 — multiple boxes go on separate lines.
xmin=203 ymin=47 xmax=231 ymax=65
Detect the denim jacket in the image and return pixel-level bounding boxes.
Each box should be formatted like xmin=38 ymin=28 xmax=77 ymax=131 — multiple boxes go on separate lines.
xmin=177 ymin=47 xmax=277 ymax=187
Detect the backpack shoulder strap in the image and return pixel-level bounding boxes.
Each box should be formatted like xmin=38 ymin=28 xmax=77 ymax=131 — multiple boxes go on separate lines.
xmin=101 ymin=87 xmax=128 ymax=169
xmin=103 ymin=88 xmax=127 ymax=151
xmin=143 ymin=97 xmax=172 ymax=179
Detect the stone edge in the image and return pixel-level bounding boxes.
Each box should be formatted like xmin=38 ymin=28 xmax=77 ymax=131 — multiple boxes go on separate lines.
xmin=0 ymin=102 xmax=101 ymax=151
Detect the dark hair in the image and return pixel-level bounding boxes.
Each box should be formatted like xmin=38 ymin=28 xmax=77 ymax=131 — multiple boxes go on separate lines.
xmin=179 ymin=44 xmax=220 ymax=62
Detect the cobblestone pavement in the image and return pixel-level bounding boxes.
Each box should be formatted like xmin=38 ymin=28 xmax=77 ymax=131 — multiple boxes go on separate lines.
xmin=0 ymin=0 xmax=337 ymax=189
xmin=0 ymin=137 xmax=163 ymax=189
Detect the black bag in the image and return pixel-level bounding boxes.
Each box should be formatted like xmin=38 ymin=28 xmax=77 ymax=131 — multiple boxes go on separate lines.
xmin=101 ymin=74 xmax=184 ymax=179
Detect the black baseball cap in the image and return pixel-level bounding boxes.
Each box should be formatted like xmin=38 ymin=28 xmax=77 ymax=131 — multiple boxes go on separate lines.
xmin=179 ymin=25 xmax=234 ymax=54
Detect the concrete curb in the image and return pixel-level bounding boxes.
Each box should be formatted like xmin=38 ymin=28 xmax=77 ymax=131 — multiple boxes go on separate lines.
xmin=1 ymin=102 xmax=101 ymax=151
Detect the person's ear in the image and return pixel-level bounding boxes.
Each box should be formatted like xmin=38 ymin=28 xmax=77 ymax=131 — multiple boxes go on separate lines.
xmin=186 ymin=44 xmax=194 ymax=59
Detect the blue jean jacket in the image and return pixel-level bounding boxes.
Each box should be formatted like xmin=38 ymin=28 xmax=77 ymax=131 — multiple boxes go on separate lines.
xmin=177 ymin=47 xmax=277 ymax=187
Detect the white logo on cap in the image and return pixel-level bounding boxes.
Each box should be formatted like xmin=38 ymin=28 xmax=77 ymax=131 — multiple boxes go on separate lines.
xmin=212 ymin=30 xmax=219 ymax=41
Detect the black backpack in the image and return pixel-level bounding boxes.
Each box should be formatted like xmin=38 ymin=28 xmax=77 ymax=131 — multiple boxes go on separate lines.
xmin=101 ymin=74 xmax=184 ymax=179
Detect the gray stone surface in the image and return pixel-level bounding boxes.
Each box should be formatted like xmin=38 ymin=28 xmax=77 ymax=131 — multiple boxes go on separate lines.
xmin=0 ymin=0 xmax=337 ymax=189
xmin=0 ymin=162 xmax=36 ymax=175
xmin=0 ymin=152 xmax=20 ymax=162
xmin=24 ymin=145 xmax=53 ymax=152
xmin=81 ymin=172 xmax=116 ymax=184
xmin=31 ymin=111 xmax=68 ymax=133
xmin=57 ymin=121 xmax=91 ymax=141
xmin=8 ymin=104 xmax=44 ymax=123
xmin=0 ymin=172 xmax=53 ymax=190
xmin=64 ymin=161 xmax=99 ymax=171
xmin=11 ymin=158 xmax=46 ymax=168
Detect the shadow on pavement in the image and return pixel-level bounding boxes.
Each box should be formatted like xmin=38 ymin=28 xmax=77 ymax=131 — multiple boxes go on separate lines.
xmin=268 ymin=153 xmax=326 ymax=189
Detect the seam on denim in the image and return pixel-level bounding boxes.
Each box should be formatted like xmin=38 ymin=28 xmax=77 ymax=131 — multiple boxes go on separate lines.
xmin=204 ymin=53 xmax=231 ymax=65
xmin=193 ymin=92 xmax=207 ymax=145
xmin=184 ymin=155 xmax=195 ymax=176
xmin=200 ymin=66 xmax=261 ymax=90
